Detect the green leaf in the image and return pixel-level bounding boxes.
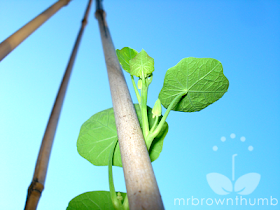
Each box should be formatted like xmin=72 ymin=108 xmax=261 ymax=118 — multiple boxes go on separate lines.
xmin=116 ymin=47 xmax=138 ymax=73
xmin=129 ymin=49 xmax=154 ymax=78
xmin=66 ymin=191 xmax=126 ymax=210
xmin=77 ymin=104 xmax=168 ymax=167
xmin=159 ymin=57 xmax=229 ymax=112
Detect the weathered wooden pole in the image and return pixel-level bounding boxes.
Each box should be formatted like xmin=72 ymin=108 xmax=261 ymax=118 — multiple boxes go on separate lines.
xmin=0 ymin=0 xmax=71 ymax=61
xmin=24 ymin=1 xmax=92 ymax=209
xmin=94 ymin=1 xmax=165 ymax=209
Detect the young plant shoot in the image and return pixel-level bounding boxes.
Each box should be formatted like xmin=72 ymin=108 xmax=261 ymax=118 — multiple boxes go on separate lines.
xmin=67 ymin=47 xmax=229 ymax=210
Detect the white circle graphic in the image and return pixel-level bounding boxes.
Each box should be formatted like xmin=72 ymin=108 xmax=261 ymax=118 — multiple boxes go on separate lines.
xmin=240 ymin=136 xmax=246 ymax=142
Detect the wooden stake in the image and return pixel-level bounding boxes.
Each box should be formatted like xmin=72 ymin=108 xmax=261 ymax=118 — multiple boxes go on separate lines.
xmin=24 ymin=1 xmax=92 ymax=209
xmin=0 ymin=0 xmax=71 ymax=61
xmin=94 ymin=1 xmax=165 ymax=209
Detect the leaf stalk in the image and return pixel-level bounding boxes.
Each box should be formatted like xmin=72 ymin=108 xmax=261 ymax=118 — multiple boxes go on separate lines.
xmin=149 ymin=92 xmax=186 ymax=141
xmin=109 ymin=139 xmax=124 ymax=210
xmin=130 ymin=75 xmax=141 ymax=105
xmin=140 ymin=72 xmax=150 ymax=139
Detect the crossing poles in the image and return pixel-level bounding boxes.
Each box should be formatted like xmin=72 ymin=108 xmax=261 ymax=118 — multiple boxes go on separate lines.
xmin=24 ymin=1 xmax=92 ymax=209
xmin=94 ymin=1 xmax=165 ymax=209
xmin=0 ymin=0 xmax=71 ymax=62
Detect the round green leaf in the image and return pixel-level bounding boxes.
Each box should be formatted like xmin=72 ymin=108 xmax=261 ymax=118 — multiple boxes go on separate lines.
xmin=77 ymin=104 xmax=168 ymax=167
xmin=67 ymin=191 xmax=126 ymax=210
xmin=116 ymin=47 xmax=138 ymax=73
xmin=129 ymin=49 xmax=154 ymax=78
xmin=159 ymin=57 xmax=229 ymax=112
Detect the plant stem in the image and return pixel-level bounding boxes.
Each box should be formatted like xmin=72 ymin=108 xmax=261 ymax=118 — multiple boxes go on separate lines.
xmin=144 ymin=116 xmax=159 ymax=150
xmin=140 ymin=73 xmax=149 ymax=138
xmin=130 ymin=75 xmax=141 ymax=105
xmin=150 ymin=116 xmax=159 ymax=134
xmin=123 ymin=195 xmax=129 ymax=210
xmin=148 ymin=93 xmax=185 ymax=140
xmin=109 ymin=139 xmax=124 ymax=210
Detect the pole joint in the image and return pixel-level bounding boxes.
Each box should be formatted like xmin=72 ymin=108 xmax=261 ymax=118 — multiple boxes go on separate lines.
xmin=82 ymin=19 xmax=88 ymax=27
xmin=27 ymin=179 xmax=44 ymax=197
xmin=95 ymin=0 xmax=106 ymax=18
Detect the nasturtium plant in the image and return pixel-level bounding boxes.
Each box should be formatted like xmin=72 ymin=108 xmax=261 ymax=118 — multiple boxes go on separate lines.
xmin=77 ymin=104 xmax=168 ymax=167
xmin=67 ymin=47 xmax=229 ymax=210
xmin=116 ymin=47 xmax=138 ymax=73
xmin=67 ymin=191 xmax=127 ymax=210
xmin=159 ymin=57 xmax=228 ymax=112
xmin=129 ymin=49 xmax=154 ymax=78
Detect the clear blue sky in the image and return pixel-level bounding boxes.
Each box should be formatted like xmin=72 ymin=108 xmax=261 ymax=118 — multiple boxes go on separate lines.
xmin=0 ymin=0 xmax=279 ymax=210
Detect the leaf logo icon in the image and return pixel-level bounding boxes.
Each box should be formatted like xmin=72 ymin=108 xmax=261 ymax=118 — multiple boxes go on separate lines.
xmin=206 ymin=172 xmax=261 ymax=195
xmin=206 ymin=173 xmax=232 ymax=195
xmin=234 ymin=173 xmax=261 ymax=195
xmin=206 ymin=154 xmax=261 ymax=195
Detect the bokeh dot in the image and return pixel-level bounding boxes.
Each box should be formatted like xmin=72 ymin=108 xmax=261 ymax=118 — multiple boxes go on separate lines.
xmin=248 ymin=146 xmax=254 ymax=151
xmin=240 ymin=136 xmax=246 ymax=142
xmin=230 ymin=133 xmax=236 ymax=139
xmin=213 ymin=146 xmax=218 ymax=151
xmin=221 ymin=136 xmax=226 ymax=142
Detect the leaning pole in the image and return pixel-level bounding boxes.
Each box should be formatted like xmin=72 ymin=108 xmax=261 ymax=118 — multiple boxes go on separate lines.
xmin=0 ymin=0 xmax=71 ymax=62
xmin=94 ymin=0 xmax=165 ymax=209
xmin=24 ymin=1 xmax=92 ymax=210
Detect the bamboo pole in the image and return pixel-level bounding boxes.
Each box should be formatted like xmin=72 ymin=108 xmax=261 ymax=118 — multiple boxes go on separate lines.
xmin=94 ymin=1 xmax=165 ymax=209
xmin=0 ymin=0 xmax=71 ymax=62
xmin=24 ymin=1 xmax=92 ymax=209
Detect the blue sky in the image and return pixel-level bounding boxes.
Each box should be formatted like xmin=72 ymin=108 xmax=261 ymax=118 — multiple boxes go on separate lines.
xmin=0 ymin=0 xmax=279 ymax=209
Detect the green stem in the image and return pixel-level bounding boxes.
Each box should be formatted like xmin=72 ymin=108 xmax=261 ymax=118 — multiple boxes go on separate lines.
xmin=109 ymin=139 xmax=124 ymax=210
xmin=148 ymin=93 xmax=185 ymax=141
xmin=130 ymin=75 xmax=141 ymax=105
xmin=123 ymin=195 xmax=129 ymax=210
xmin=145 ymin=116 xmax=159 ymax=149
xmin=140 ymin=73 xmax=149 ymax=139
xmin=146 ymin=135 xmax=154 ymax=151
xmin=150 ymin=116 xmax=159 ymax=134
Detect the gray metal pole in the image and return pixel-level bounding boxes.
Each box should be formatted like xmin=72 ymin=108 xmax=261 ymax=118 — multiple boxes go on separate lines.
xmin=0 ymin=0 xmax=71 ymax=62
xmin=94 ymin=1 xmax=165 ymax=209
xmin=24 ymin=1 xmax=92 ymax=209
